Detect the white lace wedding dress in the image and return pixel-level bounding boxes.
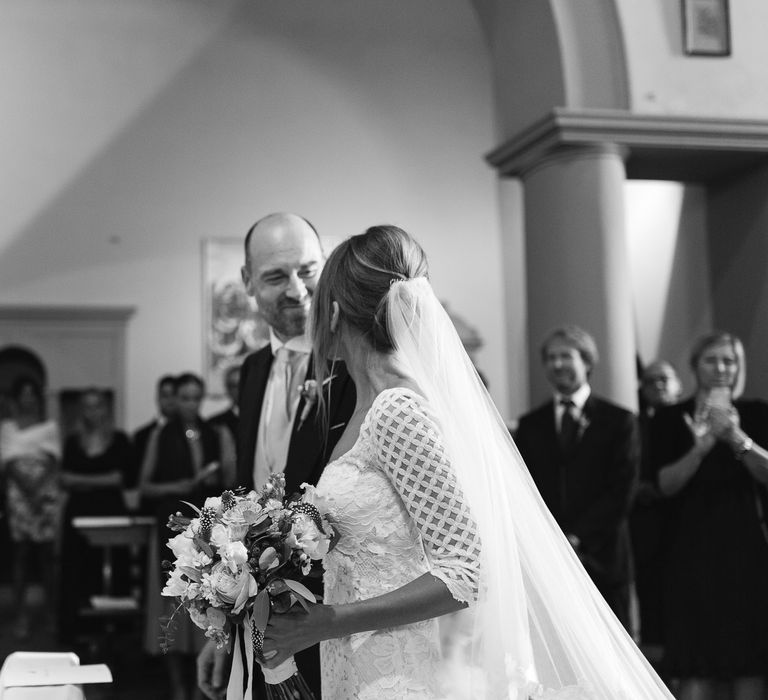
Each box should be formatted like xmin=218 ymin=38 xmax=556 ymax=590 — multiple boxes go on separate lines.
xmin=314 ymin=387 xmax=482 ymax=700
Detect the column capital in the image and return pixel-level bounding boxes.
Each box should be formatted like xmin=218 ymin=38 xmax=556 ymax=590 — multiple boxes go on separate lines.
xmin=522 ymin=143 xmax=628 ymax=180
xmin=486 ymin=108 xmax=768 ymax=182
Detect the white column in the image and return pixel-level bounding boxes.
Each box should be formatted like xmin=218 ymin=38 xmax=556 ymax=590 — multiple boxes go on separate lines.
xmin=522 ymin=144 xmax=637 ymax=411
xmin=497 ymin=177 xmax=529 ymax=421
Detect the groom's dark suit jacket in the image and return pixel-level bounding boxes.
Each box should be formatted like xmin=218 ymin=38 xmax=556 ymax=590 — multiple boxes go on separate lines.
xmin=235 ymin=344 xmax=356 ymax=699
xmin=514 ymin=394 xmax=639 ymax=627
xmin=235 ymin=344 xmax=356 ymax=496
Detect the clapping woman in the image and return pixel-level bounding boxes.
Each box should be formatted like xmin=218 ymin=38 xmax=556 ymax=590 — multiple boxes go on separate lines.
xmin=648 ymin=332 xmax=768 ymax=699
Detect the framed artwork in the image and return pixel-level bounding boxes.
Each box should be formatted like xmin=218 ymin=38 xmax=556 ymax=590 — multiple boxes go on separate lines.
xmin=682 ymin=0 xmax=731 ymax=56
xmin=202 ymin=239 xmax=270 ymax=397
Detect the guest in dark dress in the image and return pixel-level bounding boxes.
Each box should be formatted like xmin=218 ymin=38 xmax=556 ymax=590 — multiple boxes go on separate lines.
xmin=58 ymin=387 xmax=136 ymax=644
xmin=648 ymin=332 xmax=768 ymax=700
xmin=630 ymin=361 xmax=682 ymax=660
xmin=139 ymin=372 xmax=222 ymax=700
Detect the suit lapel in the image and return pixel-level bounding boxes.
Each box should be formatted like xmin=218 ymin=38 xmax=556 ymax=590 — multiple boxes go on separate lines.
xmin=578 ymin=395 xmax=600 ymax=446
xmin=539 ymin=400 xmax=566 ymax=458
xmin=284 ymin=357 xmax=349 ymax=493
xmin=237 ymin=350 xmax=354 ymax=496
xmin=236 ymin=346 xmax=272 ymax=489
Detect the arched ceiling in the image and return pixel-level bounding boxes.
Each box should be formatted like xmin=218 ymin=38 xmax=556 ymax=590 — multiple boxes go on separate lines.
xmin=470 ymin=0 xmax=628 ymax=142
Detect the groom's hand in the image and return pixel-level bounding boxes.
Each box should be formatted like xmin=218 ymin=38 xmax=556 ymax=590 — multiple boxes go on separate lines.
xmin=197 ymin=639 xmax=230 ymax=700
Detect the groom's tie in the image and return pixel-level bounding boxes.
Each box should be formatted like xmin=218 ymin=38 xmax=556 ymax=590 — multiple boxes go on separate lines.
xmin=274 ymin=347 xmax=296 ymax=420
xmin=262 ymin=347 xmax=301 ymax=476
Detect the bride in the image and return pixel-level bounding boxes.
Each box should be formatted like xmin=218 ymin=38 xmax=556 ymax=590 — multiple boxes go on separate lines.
xmin=260 ymin=225 xmax=673 ymax=699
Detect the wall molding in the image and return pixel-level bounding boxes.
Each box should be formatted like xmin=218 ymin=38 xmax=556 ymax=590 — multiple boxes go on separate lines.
xmin=0 ymin=305 xmax=135 ymax=324
xmin=486 ymin=108 xmax=768 ymax=182
xmin=0 ymin=305 xmax=136 ymax=427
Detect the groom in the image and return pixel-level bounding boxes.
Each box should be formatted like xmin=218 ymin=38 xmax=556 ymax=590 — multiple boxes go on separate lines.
xmin=197 ymin=213 xmax=356 ymax=699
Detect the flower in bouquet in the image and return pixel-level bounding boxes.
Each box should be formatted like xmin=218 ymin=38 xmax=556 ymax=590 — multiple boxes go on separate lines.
xmin=160 ymin=474 xmax=336 ymax=698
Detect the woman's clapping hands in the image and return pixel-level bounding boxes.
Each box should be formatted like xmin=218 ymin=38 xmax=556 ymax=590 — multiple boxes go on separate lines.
xmin=683 ymin=412 xmax=716 ymax=455
xmin=706 ymin=405 xmax=740 ymax=441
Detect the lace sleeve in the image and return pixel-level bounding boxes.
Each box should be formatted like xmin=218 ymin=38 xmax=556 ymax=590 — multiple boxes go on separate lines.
xmin=370 ymin=389 xmax=482 ymax=604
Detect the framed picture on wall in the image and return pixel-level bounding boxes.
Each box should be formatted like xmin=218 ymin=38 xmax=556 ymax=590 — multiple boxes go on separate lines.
xmin=682 ymin=0 xmax=731 ymax=56
xmin=202 ymin=239 xmax=270 ymax=398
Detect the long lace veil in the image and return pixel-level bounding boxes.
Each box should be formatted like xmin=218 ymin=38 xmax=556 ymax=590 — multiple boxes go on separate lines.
xmin=387 ymin=277 xmax=673 ymax=699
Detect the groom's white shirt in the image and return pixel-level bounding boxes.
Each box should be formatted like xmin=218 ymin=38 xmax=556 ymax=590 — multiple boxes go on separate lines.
xmin=553 ymin=382 xmax=590 ymax=432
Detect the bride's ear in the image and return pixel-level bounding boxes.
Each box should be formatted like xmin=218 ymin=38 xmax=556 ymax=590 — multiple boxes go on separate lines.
xmin=330 ymin=301 xmax=340 ymax=334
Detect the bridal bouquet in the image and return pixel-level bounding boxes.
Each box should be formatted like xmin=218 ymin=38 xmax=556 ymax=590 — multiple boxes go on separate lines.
xmin=160 ymin=474 xmax=335 ymax=699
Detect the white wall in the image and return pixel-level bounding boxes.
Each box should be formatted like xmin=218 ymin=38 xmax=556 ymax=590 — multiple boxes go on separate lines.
xmin=617 ymin=0 xmax=768 ymax=117
xmin=625 ymin=181 xmax=713 ymax=395
xmin=0 ymin=0 xmax=509 ymax=427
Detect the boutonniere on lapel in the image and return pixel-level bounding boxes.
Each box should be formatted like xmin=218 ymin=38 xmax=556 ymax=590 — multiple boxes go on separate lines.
xmin=576 ymin=412 xmax=590 ymax=440
xmin=296 ymin=375 xmax=337 ymax=431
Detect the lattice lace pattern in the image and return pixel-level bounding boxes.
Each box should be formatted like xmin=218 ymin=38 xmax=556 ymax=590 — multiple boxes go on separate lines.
xmin=316 ymin=388 xmax=482 ymax=699
xmin=372 ymin=390 xmax=482 ymax=604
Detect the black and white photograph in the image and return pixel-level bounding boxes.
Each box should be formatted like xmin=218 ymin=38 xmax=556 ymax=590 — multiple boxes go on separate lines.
xmin=1 ymin=2 xmax=768 ymax=699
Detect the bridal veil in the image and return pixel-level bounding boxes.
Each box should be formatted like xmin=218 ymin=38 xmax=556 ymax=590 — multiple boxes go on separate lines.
xmin=386 ymin=277 xmax=673 ymax=699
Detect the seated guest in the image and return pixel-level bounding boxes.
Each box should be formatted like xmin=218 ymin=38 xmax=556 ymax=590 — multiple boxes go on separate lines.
xmin=58 ymin=387 xmax=136 ymax=644
xmin=140 ymin=372 xmax=222 ymax=700
xmin=631 ymin=360 xmax=682 ymax=658
xmin=514 ymin=325 xmax=639 ymax=630
xmin=207 ymin=363 xmax=240 ymax=488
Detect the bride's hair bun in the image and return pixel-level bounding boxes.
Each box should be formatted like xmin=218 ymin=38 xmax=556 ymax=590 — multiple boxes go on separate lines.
xmin=312 ymin=225 xmax=428 ymax=353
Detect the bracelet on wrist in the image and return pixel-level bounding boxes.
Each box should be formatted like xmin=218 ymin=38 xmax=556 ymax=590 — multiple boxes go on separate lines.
xmin=734 ymin=436 xmax=754 ymax=460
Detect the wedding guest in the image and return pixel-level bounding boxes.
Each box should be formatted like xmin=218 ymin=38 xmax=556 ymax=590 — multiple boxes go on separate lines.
xmin=141 ymin=372 xmax=223 ymax=700
xmin=648 ymin=332 xmax=768 ymax=700
xmin=58 ymin=387 xmax=136 ymax=644
xmin=133 ymin=374 xmax=177 ymax=483
xmin=639 ymin=361 xmax=683 ymax=417
xmin=630 ymin=360 xmax=682 ymax=658
xmin=514 ymin=326 xmax=639 ymax=629
xmin=196 ymin=213 xmax=355 ymax=700
xmin=208 ymin=364 xmax=241 ymax=489
xmin=0 ymin=375 xmax=61 ymax=639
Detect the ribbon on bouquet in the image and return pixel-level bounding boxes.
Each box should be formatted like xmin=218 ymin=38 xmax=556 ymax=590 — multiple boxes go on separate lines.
xmin=226 ymin=613 xmax=299 ymax=699
xmin=227 ymin=613 xmax=253 ymax=700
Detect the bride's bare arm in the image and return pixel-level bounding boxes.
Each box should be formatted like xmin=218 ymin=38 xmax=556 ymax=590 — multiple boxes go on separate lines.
xmin=261 ymin=573 xmax=465 ymax=666
xmin=263 ymin=390 xmax=480 ymax=667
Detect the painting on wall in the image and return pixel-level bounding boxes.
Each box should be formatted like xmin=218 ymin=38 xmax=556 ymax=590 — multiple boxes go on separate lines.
xmin=202 ymin=238 xmax=270 ymax=397
xmin=682 ymin=0 xmax=730 ymax=56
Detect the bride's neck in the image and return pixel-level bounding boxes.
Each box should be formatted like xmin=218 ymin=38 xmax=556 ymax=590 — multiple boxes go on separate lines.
xmin=339 ymin=332 xmax=410 ymax=406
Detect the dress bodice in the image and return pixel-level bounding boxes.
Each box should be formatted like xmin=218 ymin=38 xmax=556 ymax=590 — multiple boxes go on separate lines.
xmin=314 ymin=387 xmax=481 ymax=699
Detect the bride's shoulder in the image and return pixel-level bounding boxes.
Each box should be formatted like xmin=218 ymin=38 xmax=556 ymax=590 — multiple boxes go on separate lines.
xmin=370 ymin=385 xmax=435 ymax=425
xmin=374 ymin=383 xmax=424 ymax=406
